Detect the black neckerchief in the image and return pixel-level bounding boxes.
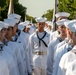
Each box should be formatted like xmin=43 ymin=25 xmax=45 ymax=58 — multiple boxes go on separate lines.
xmin=67 ymin=46 xmax=73 ymax=52
xmin=36 ymin=31 xmax=48 ymax=47
xmin=67 ymin=41 xmax=73 ymax=52
xmin=58 ymin=37 xmax=63 ymax=42
xmin=4 ymin=39 xmax=9 ymax=46
xmin=17 ymin=29 xmax=21 ymax=36
xmin=14 ymin=35 xmax=19 ymax=42
xmin=0 ymin=44 xmax=4 ymax=51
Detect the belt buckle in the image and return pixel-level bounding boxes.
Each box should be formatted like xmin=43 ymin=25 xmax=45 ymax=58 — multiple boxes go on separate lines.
xmin=38 ymin=51 xmax=43 ymax=55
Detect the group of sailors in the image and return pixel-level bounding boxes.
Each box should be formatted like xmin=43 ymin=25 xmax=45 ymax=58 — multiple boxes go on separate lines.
xmin=0 ymin=11 xmax=76 ymax=75
xmin=0 ymin=13 xmax=36 ymax=75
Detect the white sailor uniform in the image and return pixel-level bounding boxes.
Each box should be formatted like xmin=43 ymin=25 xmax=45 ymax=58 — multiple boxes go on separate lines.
xmin=57 ymin=46 xmax=76 ymax=75
xmin=66 ymin=59 xmax=76 ymax=75
xmin=5 ymin=41 xmax=25 ymax=75
xmin=19 ymin=31 xmax=32 ymax=75
xmin=47 ymin=35 xmax=64 ymax=75
xmin=50 ymin=30 xmax=59 ymax=42
xmin=0 ymin=56 xmax=9 ymax=75
xmin=28 ymin=31 xmax=50 ymax=75
xmin=16 ymin=31 xmax=31 ymax=75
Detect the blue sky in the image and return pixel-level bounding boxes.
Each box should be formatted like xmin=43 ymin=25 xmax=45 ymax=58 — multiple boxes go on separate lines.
xmin=19 ymin=0 xmax=55 ymax=17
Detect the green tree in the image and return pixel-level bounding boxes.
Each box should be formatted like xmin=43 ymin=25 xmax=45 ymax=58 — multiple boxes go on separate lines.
xmin=42 ymin=9 xmax=53 ymax=21
xmin=0 ymin=0 xmax=9 ymax=20
xmin=26 ymin=15 xmax=36 ymax=23
xmin=58 ymin=0 xmax=76 ymax=19
xmin=0 ymin=0 xmax=9 ymax=11
xmin=14 ymin=3 xmax=26 ymax=21
xmin=0 ymin=0 xmax=27 ymax=21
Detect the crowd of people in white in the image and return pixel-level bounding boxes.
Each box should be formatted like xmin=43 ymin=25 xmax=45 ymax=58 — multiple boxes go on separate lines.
xmin=0 ymin=12 xmax=76 ymax=75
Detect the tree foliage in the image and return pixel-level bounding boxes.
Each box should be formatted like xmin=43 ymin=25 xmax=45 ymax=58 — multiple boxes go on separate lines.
xmin=0 ymin=0 xmax=27 ymax=21
xmin=14 ymin=3 xmax=26 ymax=21
xmin=26 ymin=15 xmax=36 ymax=23
xmin=58 ymin=0 xmax=76 ymax=19
xmin=42 ymin=9 xmax=53 ymax=21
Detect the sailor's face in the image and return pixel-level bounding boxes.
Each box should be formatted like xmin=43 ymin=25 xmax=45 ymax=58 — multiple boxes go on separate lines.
xmin=71 ymin=32 xmax=76 ymax=44
xmin=38 ymin=22 xmax=45 ymax=29
xmin=66 ymin=28 xmax=72 ymax=39
xmin=14 ymin=24 xmax=18 ymax=31
xmin=6 ymin=27 xmax=13 ymax=38
xmin=58 ymin=25 xmax=67 ymax=36
xmin=0 ymin=31 xmax=2 ymax=39
xmin=1 ymin=28 xmax=7 ymax=38
xmin=26 ymin=28 xmax=30 ymax=32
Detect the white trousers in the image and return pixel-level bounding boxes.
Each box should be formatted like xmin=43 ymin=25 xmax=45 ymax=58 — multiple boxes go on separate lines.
xmin=33 ymin=66 xmax=46 ymax=75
